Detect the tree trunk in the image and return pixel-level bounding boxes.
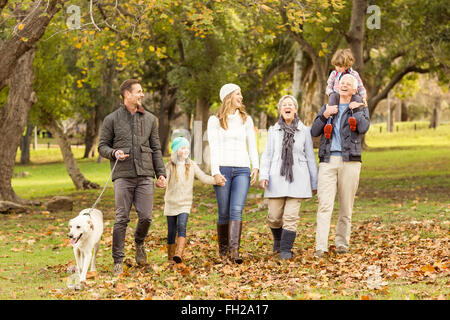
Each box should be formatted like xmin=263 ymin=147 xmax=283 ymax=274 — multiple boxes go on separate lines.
xmin=97 ymin=153 xmax=104 ymax=163
xmin=195 ymin=96 xmax=209 ymax=138
xmin=83 ymin=104 xmax=102 ymax=158
xmin=401 ymin=100 xmax=409 ymax=122
xmin=298 ymin=60 xmax=316 ymax=125
xmin=158 ymin=107 xmax=171 ymax=157
xmin=348 ymin=0 xmax=369 ymax=154
xmin=84 ymin=59 xmax=117 ymax=158
xmin=0 ymin=0 xmax=61 ymax=90
xmin=345 ymin=0 xmax=368 ymax=147
xmin=0 ymin=49 xmax=36 ymax=203
xmin=195 ymin=96 xmax=210 ymax=170
xmin=157 ymin=83 xmax=178 ymax=156
xmin=429 ymin=96 xmax=442 ymax=129
xmin=20 ymin=123 xmax=34 ymax=164
xmin=259 ymin=112 xmax=267 ymax=130
xmin=389 ymin=105 xmax=395 ymax=133
xmin=45 ymin=117 xmax=99 ymax=190
xmin=394 ymin=100 xmax=402 ymax=122
xmin=292 ymin=48 xmax=304 ymax=103
xmin=346 ymin=0 xmax=368 ymax=72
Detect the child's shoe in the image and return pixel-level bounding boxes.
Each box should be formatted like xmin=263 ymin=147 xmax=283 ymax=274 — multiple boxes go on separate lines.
xmin=173 ymin=237 xmax=187 ymax=264
xmin=348 ymin=110 xmax=357 ymax=131
xmin=168 ymin=243 xmax=176 ymax=263
xmin=324 ymin=117 xmax=333 ymax=139
xmin=348 ymin=117 xmax=357 ymax=131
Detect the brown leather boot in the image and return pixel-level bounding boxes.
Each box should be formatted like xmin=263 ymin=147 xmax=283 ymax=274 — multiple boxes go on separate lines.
xmin=217 ymin=223 xmax=229 ymax=258
xmin=135 ymin=242 xmax=147 ymax=265
xmin=228 ymin=220 xmax=243 ymax=264
xmin=167 ymin=243 xmax=176 ymax=263
xmin=173 ymin=237 xmax=187 ymax=264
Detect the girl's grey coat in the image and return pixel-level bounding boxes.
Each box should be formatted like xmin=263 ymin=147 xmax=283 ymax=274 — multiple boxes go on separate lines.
xmin=259 ymin=121 xmax=318 ymax=198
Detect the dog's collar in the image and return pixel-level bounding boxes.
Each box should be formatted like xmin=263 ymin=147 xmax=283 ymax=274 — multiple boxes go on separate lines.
xmin=83 ymin=211 xmax=91 ymax=217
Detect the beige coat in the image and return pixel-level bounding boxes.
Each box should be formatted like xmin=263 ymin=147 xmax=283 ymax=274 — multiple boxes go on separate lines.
xmin=164 ymin=153 xmax=216 ymax=216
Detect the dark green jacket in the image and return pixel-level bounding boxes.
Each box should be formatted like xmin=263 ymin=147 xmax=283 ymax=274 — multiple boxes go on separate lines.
xmin=98 ymin=104 xmax=166 ymax=181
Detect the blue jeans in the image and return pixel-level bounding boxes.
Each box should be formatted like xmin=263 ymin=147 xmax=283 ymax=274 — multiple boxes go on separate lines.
xmin=214 ymin=166 xmax=251 ymax=224
xmin=167 ymin=213 xmax=189 ymax=244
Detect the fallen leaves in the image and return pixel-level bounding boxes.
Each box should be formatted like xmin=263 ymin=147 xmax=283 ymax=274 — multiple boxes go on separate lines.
xmin=420 ymin=264 xmax=436 ymax=273
xmin=2 ymin=195 xmax=449 ymax=300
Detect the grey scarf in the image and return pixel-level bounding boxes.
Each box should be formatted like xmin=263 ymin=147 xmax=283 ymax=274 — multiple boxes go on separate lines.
xmin=278 ymin=115 xmax=299 ymax=183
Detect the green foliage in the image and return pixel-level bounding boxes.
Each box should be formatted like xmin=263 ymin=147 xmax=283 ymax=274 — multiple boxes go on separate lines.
xmin=393 ymin=74 xmax=420 ymax=99
xmin=165 ymin=1 xmax=246 ymax=108
xmin=32 ymin=23 xmax=74 ymax=123
xmin=364 ymin=0 xmax=448 ymax=95
xmin=14 ymin=0 xmax=450 ymax=129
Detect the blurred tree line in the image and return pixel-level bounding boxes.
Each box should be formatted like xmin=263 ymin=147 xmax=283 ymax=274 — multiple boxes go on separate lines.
xmin=0 ymin=0 xmax=448 ymax=203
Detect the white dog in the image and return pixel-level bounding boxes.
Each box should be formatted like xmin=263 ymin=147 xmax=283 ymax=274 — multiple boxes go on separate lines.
xmin=68 ymin=208 xmax=103 ymax=282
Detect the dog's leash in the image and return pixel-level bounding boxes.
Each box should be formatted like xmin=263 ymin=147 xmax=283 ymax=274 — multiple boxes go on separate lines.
xmin=88 ymin=157 xmax=120 ymax=214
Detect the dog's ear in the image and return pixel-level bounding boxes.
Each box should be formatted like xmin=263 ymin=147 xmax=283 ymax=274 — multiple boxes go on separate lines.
xmin=88 ymin=220 xmax=94 ymax=230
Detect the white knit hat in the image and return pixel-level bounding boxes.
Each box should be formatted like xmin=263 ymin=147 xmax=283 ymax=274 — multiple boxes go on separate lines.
xmin=219 ymin=83 xmax=240 ymax=102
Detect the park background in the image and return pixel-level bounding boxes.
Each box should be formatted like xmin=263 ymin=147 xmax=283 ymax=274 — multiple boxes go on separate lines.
xmin=0 ymin=0 xmax=448 ymax=299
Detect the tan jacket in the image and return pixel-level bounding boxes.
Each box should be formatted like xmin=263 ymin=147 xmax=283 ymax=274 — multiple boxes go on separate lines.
xmin=164 ymin=153 xmax=216 ymax=216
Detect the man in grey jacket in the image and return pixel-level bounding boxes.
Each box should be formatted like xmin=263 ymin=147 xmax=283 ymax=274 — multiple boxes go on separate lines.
xmin=98 ymin=79 xmax=166 ymax=275
xmin=311 ymin=74 xmax=370 ymax=258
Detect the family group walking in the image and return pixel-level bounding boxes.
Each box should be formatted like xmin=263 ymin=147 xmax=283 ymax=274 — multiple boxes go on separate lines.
xmin=98 ymin=49 xmax=370 ymax=275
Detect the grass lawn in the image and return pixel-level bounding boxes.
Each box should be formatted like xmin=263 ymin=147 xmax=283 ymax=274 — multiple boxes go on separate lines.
xmin=1 ymin=122 xmax=449 ymax=300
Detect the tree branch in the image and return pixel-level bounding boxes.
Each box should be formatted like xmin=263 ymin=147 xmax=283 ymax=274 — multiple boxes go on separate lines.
xmin=95 ymin=1 xmax=119 ymax=33
xmin=0 ymin=0 xmax=61 ymax=90
xmin=261 ymin=57 xmax=294 ymax=90
xmin=278 ymin=4 xmax=327 ymax=98
xmin=368 ymin=65 xmax=431 ymax=113
xmin=0 ymin=0 xmax=8 ymax=14
xmin=178 ymin=39 xmax=185 ymax=63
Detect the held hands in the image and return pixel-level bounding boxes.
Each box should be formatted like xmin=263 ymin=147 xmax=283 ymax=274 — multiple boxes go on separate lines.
xmin=114 ymin=150 xmax=129 ymax=161
xmin=250 ymin=168 xmax=259 ymax=186
xmin=214 ymin=174 xmax=227 ymax=187
xmin=155 ymin=175 xmax=166 ymax=188
xmin=349 ymin=101 xmax=365 ymax=110
xmin=323 ymin=104 xmax=338 ymax=119
xmin=324 ymin=101 xmax=366 ymax=118
xmin=259 ymin=179 xmax=268 ymax=189
xmin=214 ymin=168 xmax=258 ymax=187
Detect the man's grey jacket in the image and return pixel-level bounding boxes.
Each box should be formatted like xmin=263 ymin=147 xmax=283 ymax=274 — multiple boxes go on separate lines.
xmin=311 ymin=104 xmax=370 ymax=163
xmin=98 ymin=104 xmax=166 ymax=181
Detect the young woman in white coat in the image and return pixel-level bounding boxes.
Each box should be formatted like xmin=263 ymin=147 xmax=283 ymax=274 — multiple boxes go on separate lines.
xmin=259 ymin=95 xmax=318 ymax=259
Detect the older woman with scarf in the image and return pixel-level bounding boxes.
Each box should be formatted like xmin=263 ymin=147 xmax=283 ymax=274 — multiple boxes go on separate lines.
xmin=259 ymin=95 xmax=318 ymax=259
